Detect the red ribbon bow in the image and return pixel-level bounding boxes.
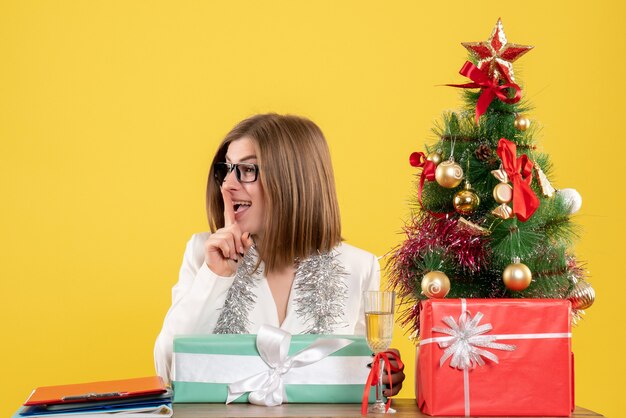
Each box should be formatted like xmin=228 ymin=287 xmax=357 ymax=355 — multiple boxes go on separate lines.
xmin=447 ymin=61 xmax=522 ymax=124
xmin=361 ymin=350 xmax=404 ymax=415
xmin=409 ymin=151 xmax=436 ymax=190
xmin=496 ymin=138 xmax=540 ymax=222
xmin=409 ymin=152 xmax=453 ymax=219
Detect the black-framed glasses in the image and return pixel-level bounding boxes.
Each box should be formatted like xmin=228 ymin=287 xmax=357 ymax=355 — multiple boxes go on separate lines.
xmin=213 ymin=162 xmax=259 ymax=184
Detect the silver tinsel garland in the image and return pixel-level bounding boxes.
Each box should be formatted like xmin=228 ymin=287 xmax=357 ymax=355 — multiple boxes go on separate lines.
xmin=213 ymin=248 xmax=347 ymax=334
xmin=213 ymin=247 xmax=261 ymax=334
xmin=293 ymin=251 xmax=348 ymax=334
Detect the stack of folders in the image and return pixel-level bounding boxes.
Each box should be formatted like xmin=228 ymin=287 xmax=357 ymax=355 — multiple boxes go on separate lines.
xmin=13 ymin=376 xmax=172 ymax=418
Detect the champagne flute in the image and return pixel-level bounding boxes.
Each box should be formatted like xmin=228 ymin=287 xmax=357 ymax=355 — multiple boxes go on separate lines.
xmin=363 ymin=291 xmax=396 ymax=414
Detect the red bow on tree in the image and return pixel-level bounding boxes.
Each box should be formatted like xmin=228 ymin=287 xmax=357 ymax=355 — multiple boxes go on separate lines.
xmin=409 ymin=151 xmax=436 ymax=200
xmin=448 ymin=61 xmax=522 ymax=124
xmin=496 ymin=138 xmax=540 ymax=222
xmin=409 ymin=152 xmax=455 ymax=219
xmin=361 ymin=350 xmax=404 ymax=415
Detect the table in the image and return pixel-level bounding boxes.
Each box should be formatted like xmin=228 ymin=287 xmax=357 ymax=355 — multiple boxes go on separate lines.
xmin=173 ymin=399 xmax=603 ymax=417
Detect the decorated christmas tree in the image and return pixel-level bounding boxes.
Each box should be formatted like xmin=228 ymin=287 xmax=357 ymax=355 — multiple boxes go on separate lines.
xmin=389 ymin=18 xmax=595 ymax=339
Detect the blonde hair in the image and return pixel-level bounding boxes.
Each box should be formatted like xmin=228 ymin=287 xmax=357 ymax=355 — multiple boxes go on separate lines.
xmin=206 ymin=114 xmax=342 ymax=272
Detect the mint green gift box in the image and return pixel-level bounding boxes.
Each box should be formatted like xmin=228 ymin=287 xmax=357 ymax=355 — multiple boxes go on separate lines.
xmin=172 ymin=333 xmax=376 ymax=403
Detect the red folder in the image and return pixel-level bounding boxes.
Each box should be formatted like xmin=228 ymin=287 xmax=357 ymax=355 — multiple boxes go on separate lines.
xmin=24 ymin=376 xmax=167 ymax=406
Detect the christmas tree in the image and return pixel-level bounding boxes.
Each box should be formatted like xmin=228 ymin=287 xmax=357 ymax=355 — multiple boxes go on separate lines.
xmin=389 ymin=19 xmax=595 ymax=338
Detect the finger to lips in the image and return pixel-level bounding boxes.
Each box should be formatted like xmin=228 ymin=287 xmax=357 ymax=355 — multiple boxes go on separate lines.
xmin=221 ymin=188 xmax=236 ymax=227
xmin=221 ymin=188 xmax=245 ymax=254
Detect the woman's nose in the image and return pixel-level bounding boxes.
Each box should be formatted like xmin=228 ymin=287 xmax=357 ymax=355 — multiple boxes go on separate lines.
xmin=222 ymin=168 xmax=240 ymax=188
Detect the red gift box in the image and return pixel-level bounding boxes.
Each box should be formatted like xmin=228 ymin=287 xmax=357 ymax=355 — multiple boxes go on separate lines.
xmin=416 ymin=298 xmax=574 ymax=417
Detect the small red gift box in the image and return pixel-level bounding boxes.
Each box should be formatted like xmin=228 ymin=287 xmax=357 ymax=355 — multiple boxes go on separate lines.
xmin=416 ymin=298 xmax=574 ymax=417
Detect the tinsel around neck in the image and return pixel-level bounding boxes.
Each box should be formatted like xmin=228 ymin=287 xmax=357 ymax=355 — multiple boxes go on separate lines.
xmin=213 ymin=248 xmax=348 ymax=335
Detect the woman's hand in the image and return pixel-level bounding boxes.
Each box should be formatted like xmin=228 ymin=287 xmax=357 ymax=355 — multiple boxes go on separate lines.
xmin=204 ymin=189 xmax=254 ymax=277
xmin=381 ymin=348 xmax=405 ymax=397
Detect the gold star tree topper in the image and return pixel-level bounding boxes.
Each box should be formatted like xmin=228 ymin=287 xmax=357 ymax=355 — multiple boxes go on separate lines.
xmin=462 ymin=18 xmax=533 ymax=83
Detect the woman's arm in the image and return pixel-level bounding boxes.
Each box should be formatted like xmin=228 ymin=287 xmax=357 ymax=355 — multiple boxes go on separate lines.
xmin=153 ymin=233 xmax=235 ymax=384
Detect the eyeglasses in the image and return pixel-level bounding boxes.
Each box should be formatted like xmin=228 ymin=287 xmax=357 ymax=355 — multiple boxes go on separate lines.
xmin=213 ymin=162 xmax=259 ymax=184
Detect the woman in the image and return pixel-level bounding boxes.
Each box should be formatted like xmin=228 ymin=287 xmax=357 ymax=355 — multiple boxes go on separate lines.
xmin=154 ymin=113 xmax=404 ymax=396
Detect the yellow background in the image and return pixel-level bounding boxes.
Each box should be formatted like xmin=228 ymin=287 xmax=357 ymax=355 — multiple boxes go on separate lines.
xmin=1 ymin=1 xmax=623 ymax=417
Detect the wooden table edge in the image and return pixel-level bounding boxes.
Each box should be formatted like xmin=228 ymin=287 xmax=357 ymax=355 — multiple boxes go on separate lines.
xmin=172 ymin=398 xmax=603 ymax=417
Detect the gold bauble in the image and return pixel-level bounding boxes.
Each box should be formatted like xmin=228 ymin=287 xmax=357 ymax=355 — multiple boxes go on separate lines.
xmin=435 ymin=160 xmax=464 ymax=188
xmin=514 ymin=114 xmax=531 ymax=131
xmin=568 ymin=280 xmax=595 ymax=310
xmin=493 ymin=182 xmax=513 ymax=204
xmin=421 ymin=271 xmax=451 ymax=299
xmin=427 ymin=152 xmax=442 ymax=165
xmin=503 ymin=260 xmax=532 ymax=291
xmin=453 ymin=186 xmax=480 ymax=215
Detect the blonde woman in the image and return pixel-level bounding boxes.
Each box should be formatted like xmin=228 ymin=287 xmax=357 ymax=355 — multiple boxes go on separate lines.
xmin=154 ymin=113 xmax=405 ymax=395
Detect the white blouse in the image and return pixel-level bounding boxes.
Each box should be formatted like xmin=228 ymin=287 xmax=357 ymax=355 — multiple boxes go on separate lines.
xmin=154 ymin=232 xmax=381 ymax=384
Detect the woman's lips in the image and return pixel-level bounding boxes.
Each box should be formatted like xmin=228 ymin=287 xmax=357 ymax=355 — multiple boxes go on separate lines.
xmin=234 ymin=202 xmax=251 ymax=220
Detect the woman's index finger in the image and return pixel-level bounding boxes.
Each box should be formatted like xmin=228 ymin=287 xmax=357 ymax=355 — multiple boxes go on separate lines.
xmin=221 ymin=188 xmax=236 ymax=226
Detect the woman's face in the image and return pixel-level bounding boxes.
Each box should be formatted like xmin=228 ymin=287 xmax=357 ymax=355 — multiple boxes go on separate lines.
xmin=222 ymin=136 xmax=265 ymax=237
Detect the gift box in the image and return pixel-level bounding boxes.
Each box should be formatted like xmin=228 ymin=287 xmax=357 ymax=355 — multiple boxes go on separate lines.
xmin=173 ymin=326 xmax=375 ymax=404
xmin=416 ymin=298 xmax=574 ymax=417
